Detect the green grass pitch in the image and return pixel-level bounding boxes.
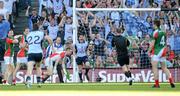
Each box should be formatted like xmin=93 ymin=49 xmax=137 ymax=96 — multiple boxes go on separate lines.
xmin=0 ymin=83 xmax=180 ymax=91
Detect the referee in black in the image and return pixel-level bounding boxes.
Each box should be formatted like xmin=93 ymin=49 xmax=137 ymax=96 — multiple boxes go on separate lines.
xmin=112 ymin=27 xmax=133 ymax=85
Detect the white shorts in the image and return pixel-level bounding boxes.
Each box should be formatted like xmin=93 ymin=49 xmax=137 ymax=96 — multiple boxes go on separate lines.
xmin=45 ymin=54 xmax=59 ymax=68
xmin=151 ymin=47 xmax=167 ymax=62
xmin=17 ymin=57 xmax=28 ymax=64
xmin=4 ymin=56 xmax=14 ymax=65
xmin=151 ymin=55 xmax=166 ymax=62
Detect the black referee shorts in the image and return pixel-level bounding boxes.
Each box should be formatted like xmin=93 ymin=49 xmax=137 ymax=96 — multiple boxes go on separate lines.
xmin=117 ymin=55 xmax=129 ymax=66
xmin=28 ymin=53 xmax=43 ymax=63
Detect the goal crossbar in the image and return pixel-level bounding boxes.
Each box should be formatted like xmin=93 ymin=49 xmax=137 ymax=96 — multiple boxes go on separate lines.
xmin=76 ymin=8 xmax=180 ymax=11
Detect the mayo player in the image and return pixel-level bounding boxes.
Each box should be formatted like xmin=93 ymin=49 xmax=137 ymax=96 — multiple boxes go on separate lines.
xmin=148 ymin=20 xmax=175 ymax=88
xmin=12 ymin=28 xmax=29 ymax=85
xmin=25 ymin=23 xmax=52 ymax=88
xmin=42 ymin=47 xmax=72 ymax=83
xmin=2 ymin=30 xmax=19 ymax=85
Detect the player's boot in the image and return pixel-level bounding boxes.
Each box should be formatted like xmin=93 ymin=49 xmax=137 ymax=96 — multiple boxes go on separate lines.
xmin=129 ymin=80 xmax=133 ymax=85
xmin=152 ymin=84 xmax=160 ymax=88
xmin=80 ymin=79 xmax=83 ymax=83
xmin=2 ymin=80 xmax=9 ymax=85
xmin=12 ymin=83 xmax=16 ymax=85
xmin=85 ymin=74 xmax=89 ymax=82
xmin=12 ymin=79 xmax=16 ymax=86
xmin=129 ymin=78 xmax=133 ymax=85
xmin=170 ymin=83 xmax=175 ymax=88
xmin=3 ymin=82 xmax=10 ymax=85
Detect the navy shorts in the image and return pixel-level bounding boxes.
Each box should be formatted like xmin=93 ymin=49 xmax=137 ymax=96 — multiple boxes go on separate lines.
xmin=76 ymin=56 xmax=88 ymax=65
xmin=28 ymin=53 xmax=43 ymax=62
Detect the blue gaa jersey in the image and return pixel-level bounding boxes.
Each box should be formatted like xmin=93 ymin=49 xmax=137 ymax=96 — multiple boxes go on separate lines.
xmin=75 ymin=41 xmax=88 ymax=57
xmin=26 ymin=31 xmax=44 ymax=54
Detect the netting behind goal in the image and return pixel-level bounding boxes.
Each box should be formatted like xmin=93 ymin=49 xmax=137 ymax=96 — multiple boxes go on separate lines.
xmin=73 ymin=9 xmax=180 ymax=83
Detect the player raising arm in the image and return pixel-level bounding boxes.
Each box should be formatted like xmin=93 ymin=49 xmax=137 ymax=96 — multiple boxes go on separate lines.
xmin=148 ymin=20 xmax=175 ymax=88
xmin=75 ymin=34 xmax=90 ymax=83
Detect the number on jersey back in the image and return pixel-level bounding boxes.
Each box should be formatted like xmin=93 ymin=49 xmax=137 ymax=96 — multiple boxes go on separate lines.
xmin=152 ymin=29 xmax=166 ymax=55
xmin=26 ymin=31 xmax=44 ymax=54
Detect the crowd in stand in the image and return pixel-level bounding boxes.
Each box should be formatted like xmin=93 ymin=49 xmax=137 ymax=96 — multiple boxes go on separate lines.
xmin=0 ymin=0 xmax=180 ymax=71
xmin=76 ymin=0 xmax=179 ymax=8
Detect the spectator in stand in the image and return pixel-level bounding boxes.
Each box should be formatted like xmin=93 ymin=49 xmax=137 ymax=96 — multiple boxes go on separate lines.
xmin=83 ymin=0 xmax=91 ymax=8
xmin=166 ymin=45 xmax=175 ymax=64
xmin=39 ymin=0 xmax=53 ymax=15
xmin=0 ymin=1 xmax=8 ymax=20
xmin=26 ymin=6 xmax=41 ymax=31
xmin=47 ymin=18 xmax=59 ymax=40
xmin=140 ymin=40 xmax=151 ymax=68
xmin=93 ymin=33 xmax=110 ymax=67
xmin=166 ymin=30 xmax=174 ymax=50
xmin=52 ymin=0 xmax=64 ymax=15
xmin=77 ymin=12 xmax=96 ymax=42
xmin=110 ymin=11 xmax=121 ymax=28
xmin=124 ymin=0 xmax=136 ymax=8
xmin=174 ymin=55 xmax=180 ymax=67
xmin=106 ymin=27 xmax=115 ymax=54
xmin=59 ymin=15 xmax=73 ymax=42
xmin=1 ymin=0 xmax=17 ymax=28
xmin=1 ymin=0 xmax=15 ymax=15
xmin=146 ymin=16 xmax=153 ymax=35
xmin=76 ymin=0 xmax=83 ymax=8
xmin=39 ymin=9 xmax=49 ymax=32
xmin=0 ymin=13 xmax=10 ymax=41
xmin=168 ymin=11 xmax=179 ymax=35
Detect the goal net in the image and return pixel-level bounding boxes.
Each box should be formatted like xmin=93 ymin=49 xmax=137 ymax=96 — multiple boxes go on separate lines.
xmin=72 ymin=3 xmax=180 ymax=83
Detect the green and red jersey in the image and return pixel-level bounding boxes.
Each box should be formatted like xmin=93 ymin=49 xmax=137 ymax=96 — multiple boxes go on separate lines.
xmin=4 ymin=36 xmax=15 ymax=57
xmin=17 ymin=35 xmax=27 ymax=57
xmin=151 ymin=29 xmax=167 ymax=56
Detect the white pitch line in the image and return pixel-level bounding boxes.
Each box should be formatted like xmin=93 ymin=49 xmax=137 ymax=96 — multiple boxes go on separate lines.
xmin=1 ymin=83 xmax=178 ymax=86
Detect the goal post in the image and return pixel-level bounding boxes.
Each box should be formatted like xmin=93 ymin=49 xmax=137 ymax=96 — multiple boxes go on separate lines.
xmin=72 ymin=0 xmax=78 ymax=82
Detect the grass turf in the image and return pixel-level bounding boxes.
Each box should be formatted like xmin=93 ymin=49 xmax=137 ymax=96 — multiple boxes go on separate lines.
xmin=0 ymin=83 xmax=180 ymax=91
